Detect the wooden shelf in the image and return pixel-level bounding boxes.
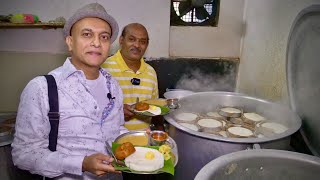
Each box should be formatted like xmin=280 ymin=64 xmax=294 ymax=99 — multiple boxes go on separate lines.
xmin=0 ymin=22 xmax=64 ymax=29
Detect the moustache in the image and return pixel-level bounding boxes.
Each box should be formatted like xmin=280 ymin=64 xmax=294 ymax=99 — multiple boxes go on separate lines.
xmin=130 ymin=47 xmax=141 ymax=53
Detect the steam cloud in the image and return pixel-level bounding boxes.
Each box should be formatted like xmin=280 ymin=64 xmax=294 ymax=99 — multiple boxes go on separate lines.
xmin=175 ymin=68 xmax=235 ymax=92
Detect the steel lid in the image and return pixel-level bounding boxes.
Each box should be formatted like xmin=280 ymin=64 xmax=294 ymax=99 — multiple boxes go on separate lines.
xmin=287 ymin=5 xmax=320 ymax=156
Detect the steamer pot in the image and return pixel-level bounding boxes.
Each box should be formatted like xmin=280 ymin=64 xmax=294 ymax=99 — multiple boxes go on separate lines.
xmin=195 ymin=149 xmax=320 ymax=180
xmin=194 ymin=5 xmax=320 ymax=180
xmin=164 ymin=92 xmax=301 ymax=180
xmin=163 ymin=89 xmax=194 ymax=99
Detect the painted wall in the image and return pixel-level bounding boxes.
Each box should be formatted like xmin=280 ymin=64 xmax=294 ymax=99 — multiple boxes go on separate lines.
xmin=170 ymin=0 xmax=245 ymax=58
xmin=0 ymin=0 xmax=244 ymax=58
xmin=0 ymin=0 xmax=245 ymax=111
xmin=0 ymin=0 xmax=170 ymax=57
xmin=0 ymin=52 xmax=66 ymax=111
xmin=237 ymin=0 xmax=320 ymax=104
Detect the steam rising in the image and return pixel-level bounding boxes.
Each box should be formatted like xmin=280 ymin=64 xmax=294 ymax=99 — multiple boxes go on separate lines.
xmin=175 ymin=69 xmax=235 ymax=92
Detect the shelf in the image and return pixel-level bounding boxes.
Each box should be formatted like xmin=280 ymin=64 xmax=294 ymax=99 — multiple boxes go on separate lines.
xmin=0 ymin=22 xmax=64 ymax=29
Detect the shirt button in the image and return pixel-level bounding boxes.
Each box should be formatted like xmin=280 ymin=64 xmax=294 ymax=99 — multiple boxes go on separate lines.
xmin=94 ymin=105 xmax=97 ymax=109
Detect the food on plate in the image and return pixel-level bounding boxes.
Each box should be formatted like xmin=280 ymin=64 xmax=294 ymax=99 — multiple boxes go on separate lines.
xmin=135 ymin=104 xmax=162 ymax=115
xmin=159 ymin=144 xmax=171 ymax=153
xmin=151 ymin=131 xmax=168 ymax=141
xmin=179 ymin=122 xmax=199 ymax=131
xmin=243 ymin=112 xmax=266 ymax=124
xmin=143 ymin=98 xmax=167 ymax=106
xmin=174 ymin=112 xmax=198 ymax=122
xmin=159 ymin=144 xmax=172 ymax=160
xmin=150 ymin=131 xmax=168 ymax=146
xmin=115 ymin=142 xmax=136 ymax=160
xmin=259 ymin=122 xmax=288 ymax=134
xmin=116 ymin=134 xmax=148 ymax=146
xmin=227 ymin=126 xmax=254 ymax=138
xmin=124 ymin=147 xmax=164 ymax=172
xmin=135 ymin=102 xmax=150 ymax=111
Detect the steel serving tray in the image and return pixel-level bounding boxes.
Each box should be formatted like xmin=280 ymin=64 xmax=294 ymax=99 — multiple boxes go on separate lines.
xmin=113 ymin=131 xmax=178 ymax=174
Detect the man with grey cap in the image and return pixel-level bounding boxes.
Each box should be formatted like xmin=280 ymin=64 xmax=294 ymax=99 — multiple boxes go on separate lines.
xmin=12 ymin=3 xmax=127 ymax=179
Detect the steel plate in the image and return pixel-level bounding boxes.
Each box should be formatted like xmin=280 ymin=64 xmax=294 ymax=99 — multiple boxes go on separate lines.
xmin=114 ymin=131 xmax=178 ymax=174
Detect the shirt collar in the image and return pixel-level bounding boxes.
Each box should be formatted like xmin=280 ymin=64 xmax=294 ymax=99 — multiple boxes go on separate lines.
xmin=60 ymin=57 xmax=110 ymax=80
xmin=61 ymin=57 xmax=85 ymax=80
xmin=50 ymin=57 xmax=111 ymax=86
xmin=114 ymin=50 xmax=147 ymax=74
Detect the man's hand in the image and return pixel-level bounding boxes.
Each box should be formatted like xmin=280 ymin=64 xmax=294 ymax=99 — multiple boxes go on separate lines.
xmin=124 ymin=104 xmax=134 ymax=121
xmin=82 ymin=153 xmax=120 ymax=176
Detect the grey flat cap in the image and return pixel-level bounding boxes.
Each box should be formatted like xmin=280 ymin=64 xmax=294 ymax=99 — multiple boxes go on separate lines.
xmin=63 ymin=3 xmax=119 ymax=43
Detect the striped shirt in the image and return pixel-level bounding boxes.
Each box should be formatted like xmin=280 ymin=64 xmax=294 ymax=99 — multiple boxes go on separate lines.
xmin=102 ymin=50 xmax=159 ymax=130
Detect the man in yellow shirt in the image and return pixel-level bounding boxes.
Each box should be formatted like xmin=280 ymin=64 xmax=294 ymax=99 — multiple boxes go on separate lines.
xmin=102 ymin=23 xmax=158 ymax=130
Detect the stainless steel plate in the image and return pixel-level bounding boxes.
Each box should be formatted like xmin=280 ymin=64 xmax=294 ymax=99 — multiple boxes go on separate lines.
xmin=115 ymin=131 xmax=148 ymax=144
xmin=114 ymin=131 xmax=178 ymax=174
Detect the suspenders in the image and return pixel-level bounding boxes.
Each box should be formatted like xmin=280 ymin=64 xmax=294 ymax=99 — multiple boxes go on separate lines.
xmin=23 ymin=74 xmax=115 ymax=179
xmin=43 ymin=75 xmax=60 ymax=152
xmin=43 ymin=75 xmax=59 ymax=180
xmin=16 ymin=75 xmax=57 ymax=180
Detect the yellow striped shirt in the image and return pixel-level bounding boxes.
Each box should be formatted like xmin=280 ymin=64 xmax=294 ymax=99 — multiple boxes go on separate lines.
xmin=101 ymin=50 xmax=159 ymax=130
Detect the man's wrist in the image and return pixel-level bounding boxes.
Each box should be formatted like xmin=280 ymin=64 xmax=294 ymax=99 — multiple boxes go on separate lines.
xmin=82 ymin=156 xmax=88 ymax=172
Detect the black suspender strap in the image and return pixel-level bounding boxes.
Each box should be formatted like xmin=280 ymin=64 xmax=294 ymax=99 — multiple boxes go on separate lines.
xmin=44 ymin=75 xmax=60 ymax=152
xmin=16 ymin=76 xmax=58 ymax=180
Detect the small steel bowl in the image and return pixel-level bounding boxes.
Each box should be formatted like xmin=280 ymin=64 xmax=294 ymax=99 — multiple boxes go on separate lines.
xmin=166 ymin=98 xmax=179 ymax=109
xmin=149 ymin=130 xmax=168 ymax=146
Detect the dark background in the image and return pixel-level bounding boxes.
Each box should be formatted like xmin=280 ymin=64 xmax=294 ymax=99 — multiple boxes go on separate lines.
xmin=147 ymin=58 xmax=239 ymax=97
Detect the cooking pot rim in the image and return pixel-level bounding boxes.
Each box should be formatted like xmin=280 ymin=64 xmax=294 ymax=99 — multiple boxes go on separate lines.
xmin=194 ymin=149 xmax=320 ymax=180
xmin=164 ymin=91 xmax=301 ymax=143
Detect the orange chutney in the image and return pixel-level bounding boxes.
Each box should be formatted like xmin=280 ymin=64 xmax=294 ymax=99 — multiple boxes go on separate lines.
xmin=151 ymin=132 xmax=168 ymax=141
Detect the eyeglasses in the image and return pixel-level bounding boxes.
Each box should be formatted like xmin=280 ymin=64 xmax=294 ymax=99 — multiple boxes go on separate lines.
xmin=131 ymin=78 xmax=140 ymax=85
